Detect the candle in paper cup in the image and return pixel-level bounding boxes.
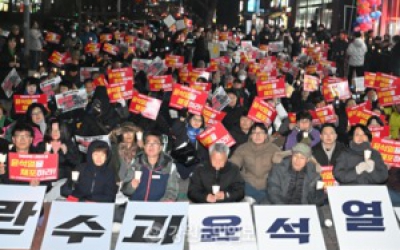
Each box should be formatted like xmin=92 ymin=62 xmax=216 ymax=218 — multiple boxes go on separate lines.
xmin=46 ymin=143 xmax=52 ymax=152
xmin=71 ymin=171 xmax=80 ymax=182
xmin=316 ymin=181 xmax=325 ymax=190
xmin=364 ymin=150 xmax=372 ymax=161
xmin=0 ymin=154 xmax=6 ymax=163
xmin=212 ymin=185 xmax=220 ymax=195
xmin=136 ymin=131 xmax=143 ymax=141
xmin=135 ymin=170 xmax=142 ymax=180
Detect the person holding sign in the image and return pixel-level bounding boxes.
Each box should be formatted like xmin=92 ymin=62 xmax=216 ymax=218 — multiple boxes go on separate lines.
xmin=264 ymin=143 xmax=325 ymax=205
xmin=188 ymin=143 xmax=245 ymax=203
xmin=284 ymin=111 xmax=321 ymax=150
xmin=334 ymin=124 xmax=388 ymax=185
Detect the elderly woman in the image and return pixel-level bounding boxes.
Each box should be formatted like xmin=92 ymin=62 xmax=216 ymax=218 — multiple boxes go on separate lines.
xmin=230 ymin=123 xmax=281 ymax=204
xmin=334 ymin=124 xmax=388 ymax=185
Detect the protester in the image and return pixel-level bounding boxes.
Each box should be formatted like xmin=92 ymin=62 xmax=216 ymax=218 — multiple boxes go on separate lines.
xmin=284 ymin=111 xmax=321 ymax=150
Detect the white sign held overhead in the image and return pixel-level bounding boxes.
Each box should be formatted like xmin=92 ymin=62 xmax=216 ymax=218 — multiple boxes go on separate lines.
xmin=175 ymin=20 xmax=186 ymax=31
xmin=41 ymin=201 xmax=114 ymax=250
xmin=116 ymin=202 xmax=189 ymax=250
xmin=164 ymin=15 xmax=176 ymax=28
xmin=188 ymin=203 xmax=257 ymax=250
xmin=0 ymin=185 xmax=46 ymax=249
xmin=254 ymin=205 xmax=327 ymax=250
xmin=328 ymin=186 xmax=400 ymax=250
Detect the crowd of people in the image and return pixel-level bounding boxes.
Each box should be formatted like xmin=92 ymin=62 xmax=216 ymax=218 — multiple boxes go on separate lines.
xmin=0 ymin=16 xmax=400 ymax=220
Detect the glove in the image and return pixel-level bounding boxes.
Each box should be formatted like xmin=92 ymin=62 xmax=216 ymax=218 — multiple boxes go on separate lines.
xmin=365 ymin=159 xmax=375 ymax=173
xmin=355 ymin=162 xmax=368 ymax=175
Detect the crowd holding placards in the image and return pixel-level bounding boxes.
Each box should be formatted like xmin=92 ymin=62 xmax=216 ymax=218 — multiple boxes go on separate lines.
xmin=0 ymin=16 xmax=400 ymax=234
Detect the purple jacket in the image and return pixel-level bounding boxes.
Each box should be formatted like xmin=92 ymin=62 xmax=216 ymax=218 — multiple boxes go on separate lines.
xmin=284 ymin=128 xmax=321 ymax=150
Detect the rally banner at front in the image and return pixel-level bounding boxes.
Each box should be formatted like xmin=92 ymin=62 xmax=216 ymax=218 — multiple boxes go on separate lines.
xmin=116 ymin=202 xmax=189 ymax=250
xmin=13 ymin=94 xmax=48 ymax=114
xmin=129 ymin=92 xmax=162 ymax=121
xmin=247 ymin=97 xmax=277 ymax=126
xmin=0 ymin=185 xmax=46 ymax=249
xmin=197 ymin=122 xmax=235 ymax=148
xmin=41 ymin=201 xmax=114 ymax=250
xmin=256 ymin=77 xmax=286 ymax=99
xmin=55 ymin=89 xmax=88 ymax=112
xmin=8 ymin=153 xmax=58 ymax=181
xmin=188 ymin=203 xmax=257 ymax=250
xmin=371 ymin=137 xmax=400 ymax=167
xmin=328 ymin=186 xmax=400 ymax=250
xmin=169 ymin=84 xmax=208 ymax=115
xmin=254 ymin=205 xmax=326 ymax=250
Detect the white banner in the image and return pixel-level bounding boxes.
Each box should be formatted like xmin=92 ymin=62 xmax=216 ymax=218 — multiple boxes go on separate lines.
xmin=41 ymin=201 xmax=114 ymax=250
xmin=1 ymin=68 xmax=22 ymax=98
xmin=55 ymin=89 xmax=88 ymax=112
xmin=80 ymin=67 xmax=100 ymax=82
xmin=254 ymin=205 xmax=326 ymax=250
xmin=40 ymin=76 xmax=62 ymax=100
xmin=188 ymin=203 xmax=257 ymax=250
xmin=0 ymin=185 xmax=46 ymax=249
xmin=328 ymin=186 xmax=400 ymax=250
xmin=211 ymin=86 xmax=231 ymax=111
xmin=75 ymin=135 xmax=110 ymax=153
xmin=116 ymin=202 xmax=189 ymax=250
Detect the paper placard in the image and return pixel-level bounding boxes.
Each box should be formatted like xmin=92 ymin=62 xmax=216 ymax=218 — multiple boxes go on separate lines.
xmin=129 ymin=92 xmax=162 ymax=120
xmin=75 ymin=135 xmax=110 ymax=153
xmin=2 ymin=68 xmax=22 ymax=98
xmin=55 ymin=89 xmax=88 ymax=112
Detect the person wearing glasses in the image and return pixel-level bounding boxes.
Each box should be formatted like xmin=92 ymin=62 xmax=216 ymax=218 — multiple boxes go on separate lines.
xmin=230 ymin=123 xmax=281 ymax=204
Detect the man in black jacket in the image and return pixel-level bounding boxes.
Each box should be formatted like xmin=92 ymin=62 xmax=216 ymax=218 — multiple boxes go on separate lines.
xmin=188 ymin=143 xmax=244 ymax=203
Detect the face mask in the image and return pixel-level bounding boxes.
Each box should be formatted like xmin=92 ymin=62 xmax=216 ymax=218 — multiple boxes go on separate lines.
xmin=239 ymin=75 xmax=246 ymax=81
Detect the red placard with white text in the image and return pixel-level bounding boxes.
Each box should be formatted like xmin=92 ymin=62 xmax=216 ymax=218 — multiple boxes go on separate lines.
xmin=48 ymin=51 xmax=67 ymax=67
xmin=377 ymin=87 xmax=400 ymax=107
xmin=315 ymin=105 xmax=337 ymax=124
xmin=371 ymin=138 xmax=400 ymax=167
xmin=322 ymin=80 xmax=351 ymax=102
xmin=148 ymin=75 xmax=173 ymax=92
xmin=197 ymin=122 xmax=235 ymax=148
xmin=256 ymin=77 xmax=286 ymax=99
xmin=375 ymin=73 xmax=398 ymax=89
xmin=189 ymin=82 xmax=212 ymax=92
xmin=370 ymin=126 xmax=390 ymax=138
xmin=364 ymin=72 xmax=376 ymax=88
xmin=100 ymin=34 xmax=112 ymax=43
xmin=247 ymin=97 xmax=277 ymax=126
xmin=45 ymin=32 xmax=61 ymax=44
xmin=13 ymin=94 xmax=48 ymax=114
xmin=165 ymin=55 xmax=184 ymax=68
xmin=304 ymin=75 xmax=320 ymax=92
xmin=202 ymin=106 xmax=227 ymax=126
xmin=103 ymin=43 xmax=119 ymax=56
xmin=85 ymin=43 xmax=101 ymax=54
xmin=8 ymin=153 xmax=58 ymax=182
xmin=129 ymin=92 xmax=162 ymax=120
xmin=169 ymin=84 xmax=208 ymax=115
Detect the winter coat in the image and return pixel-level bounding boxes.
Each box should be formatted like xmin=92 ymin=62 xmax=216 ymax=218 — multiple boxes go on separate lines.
xmin=187 ymin=161 xmax=245 ymax=203
xmin=284 ymin=128 xmax=321 ymax=150
xmin=347 ymin=38 xmax=367 ymax=66
xmin=312 ymin=142 xmax=346 ymax=168
xmin=334 ymin=142 xmax=388 ymax=185
xmin=222 ymin=105 xmax=244 ymax=131
xmin=230 ymin=140 xmax=281 ymax=190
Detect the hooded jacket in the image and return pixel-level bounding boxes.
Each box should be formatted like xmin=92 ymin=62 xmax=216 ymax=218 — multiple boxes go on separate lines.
xmin=347 ymin=38 xmax=367 ymax=66
xmin=70 ymin=140 xmax=118 ymax=202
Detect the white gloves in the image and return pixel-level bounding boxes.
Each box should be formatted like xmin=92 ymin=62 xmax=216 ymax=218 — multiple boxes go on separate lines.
xmin=355 ymin=160 xmax=375 ymax=175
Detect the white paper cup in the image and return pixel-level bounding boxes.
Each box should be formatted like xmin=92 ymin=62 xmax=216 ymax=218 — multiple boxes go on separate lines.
xmin=71 ymin=171 xmax=80 ymax=182
xmin=316 ymin=181 xmax=325 ymax=190
xmin=136 ymin=131 xmax=143 ymax=141
xmin=303 ymin=132 xmax=309 ymax=138
xmin=212 ymin=185 xmax=220 ymax=195
xmin=46 ymin=143 xmax=52 ymax=152
xmin=0 ymin=154 xmax=6 ymax=163
xmin=135 ymin=171 xmax=142 ymax=180
xmin=364 ymin=150 xmax=372 ymax=161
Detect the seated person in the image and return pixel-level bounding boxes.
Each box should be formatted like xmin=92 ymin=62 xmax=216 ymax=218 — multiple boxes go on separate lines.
xmin=62 ymin=140 xmax=118 ymax=203
xmin=284 ymin=111 xmax=320 ymax=150
xmin=264 ymin=143 xmax=324 ymax=205
xmin=188 ymin=143 xmax=245 ymax=203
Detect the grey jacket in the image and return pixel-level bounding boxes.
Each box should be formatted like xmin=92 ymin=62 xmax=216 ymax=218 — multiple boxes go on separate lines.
xmin=347 ymin=38 xmax=367 ymax=66
xmin=29 ymin=29 xmax=43 ymax=51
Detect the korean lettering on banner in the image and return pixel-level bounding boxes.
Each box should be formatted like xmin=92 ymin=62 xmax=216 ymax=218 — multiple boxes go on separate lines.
xmin=327 ymin=186 xmax=400 ymax=250
xmin=85 ymin=43 xmax=101 ymax=54
xmin=309 ymin=110 xmax=321 ymax=126
xmin=254 ymin=206 xmax=326 ymax=249
xmin=364 ymin=72 xmax=376 ymax=88
xmin=1 ymin=68 xmax=22 ymax=98
xmin=256 ymin=70 xmax=278 ymax=82
xmin=377 ymin=87 xmax=400 ymax=107
xmin=374 ymin=72 xmax=398 ymax=89
xmin=315 ymin=105 xmax=337 ymax=124
xmin=256 ymin=77 xmax=286 ymax=100
xmin=369 ymin=125 xmax=390 ymax=139
xmin=48 ymin=51 xmax=67 ymax=67
xmin=188 ymin=203 xmax=257 ymax=250
xmin=169 ymin=84 xmax=208 ymax=115
xmin=165 ymin=55 xmax=184 ymax=68
xmin=303 ymin=75 xmax=320 ymax=92
xmin=202 ymin=106 xmax=227 ymax=126
xmin=93 ymin=74 xmax=108 ymax=87
xmin=129 ymin=92 xmax=162 ymax=121
xmin=188 ymin=69 xmax=210 ymax=83
xmin=41 ymin=202 xmax=114 ymax=250
xmin=116 ymin=202 xmax=188 ymax=250
xmin=320 ymin=166 xmax=337 ymax=190
xmin=55 ymin=89 xmax=88 ymax=112
xmin=288 ymin=112 xmax=297 ymax=124
xmin=103 ymin=43 xmax=119 ymax=56
xmin=100 ymin=33 xmax=113 ymax=43
xmin=45 ymin=32 xmax=61 ymax=44
xmin=80 ymin=67 xmax=100 ymax=83
xmin=13 ymin=94 xmax=48 ymax=114
xmin=247 ymin=97 xmax=277 ymax=126
xmin=0 ymin=185 xmax=46 ymax=249
xmin=345 ymin=102 xmax=367 ymax=126
xmin=75 ymin=135 xmax=110 ymax=153
xmin=148 ymin=75 xmax=173 ymax=92
xmin=107 ymin=68 xmax=134 ymax=102
xmin=197 ymin=122 xmax=236 ymax=148
xmin=371 ymin=137 xmax=400 ymax=167
xmin=211 ymin=86 xmax=231 ymax=111
xmin=190 ymin=82 xmax=212 ymax=92
xmin=8 ymin=153 xmax=58 ymax=181
xmin=323 ymin=80 xmax=351 ymax=102
xmin=40 ymin=76 xmax=62 ymax=100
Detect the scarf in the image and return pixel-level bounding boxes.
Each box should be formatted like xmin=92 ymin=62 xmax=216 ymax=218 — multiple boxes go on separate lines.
xmin=187 ymin=125 xmax=201 ymax=144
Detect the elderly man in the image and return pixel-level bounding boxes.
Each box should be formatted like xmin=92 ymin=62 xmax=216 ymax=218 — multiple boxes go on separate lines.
xmin=264 ymin=143 xmax=324 ymax=205
xmin=188 ymin=143 xmax=245 ymax=203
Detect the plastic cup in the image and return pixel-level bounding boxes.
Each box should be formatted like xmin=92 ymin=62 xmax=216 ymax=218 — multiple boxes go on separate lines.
xmin=212 ymin=185 xmax=220 ymax=195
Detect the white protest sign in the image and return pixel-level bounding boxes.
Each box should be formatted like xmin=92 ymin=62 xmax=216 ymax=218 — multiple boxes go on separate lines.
xmin=188 ymin=203 xmax=257 ymax=250
xmin=211 ymin=87 xmax=231 ymax=111
xmin=269 ymin=41 xmax=284 ymax=53
xmin=41 ymin=201 xmax=114 ymax=250
xmin=254 ymin=205 xmax=326 ymax=250
xmin=1 ymin=68 xmax=22 ymax=98
xmin=328 ymin=186 xmax=400 ymax=250
xmin=354 ymin=77 xmax=365 ymax=92
xmin=75 ymin=135 xmax=110 ymax=153
xmin=40 ymin=76 xmax=62 ymax=100
xmin=55 ymin=89 xmax=88 ymax=112
xmin=116 ymin=202 xmax=189 ymax=250
xmin=80 ymin=67 xmax=100 ymax=82
xmin=164 ymin=15 xmax=176 ymax=28
xmin=0 ymin=185 xmax=46 ymax=249
xmin=175 ymin=20 xmax=186 ymax=31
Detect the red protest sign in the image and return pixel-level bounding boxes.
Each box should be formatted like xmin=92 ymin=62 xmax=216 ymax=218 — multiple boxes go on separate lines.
xmin=288 ymin=112 xmax=297 ymax=124
xmin=315 ymin=105 xmax=337 ymax=124
xmin=45 ymin=32 xmax=61 ymax=44
xmin=100 ymin=33 xmax=113 ymax=43
xmin=375 ymin=73 xmax=398 ymax=89
xmin=377 ymin=87 xmax=400 ymax=107
xmin=219 ymin=32 xmax=233 ymax=41
xmin=108 ymin=68 xmax=134 ymax=85
xmin=85 ymin=43 xmax=101 ymax=54
xmin=188 ymin=69 xmax=210 ymax=83
xmin=256 ymin=77 xmax=286 ymax=99
xmin=371 ymin=137 xmax=400 ymax=167
xmin=320 ymin=165 xmax=337 ymax=189
xmin=304 ymin=75 xmax=320 ymax=92
xmin=346 ymin=103 xmax=367 ymax=126
xmin=48 ymin=51 xmax=67 ymax=67
xmin=148 ymin=75 xmax=173 ymax=92
xmin=247 ymin=97 xmax=277 ymax=126
xmin=178 ymin=64 xmax=192 ymax=83
xmin=202 ymin=106 xmax=227 ymax=126
xmin=8 ymin=153 xmax=58 ymax=182
xmin=364 ymin=72 xmax=376 ymax=88
xmin=103 ymin=43 xmax=119 ymax=56
xmin=13 ymin=94 xmax=48 ymax=114
xmin=165 ymin=55 xmax=184 ymax=68
xmin=129 ymin=92 xmax=162 ymax=120
xmin=248 ymin=62 xmax=260 ymax=74
xmin=93 ymin=74 xmax=108 ymax=87
xmin=370 ymin=125 xmax=390 ymax=138
xmin=309 ymin=110 xmax=321 ymax=126
xmin=169 ymin=84 xmax=208 ymax=115
xmin=322 ymin=80 xmax=350 ymax=102
xmin=124 ymin=35 xmax=137 ymax=44
xmin=107 ymin=83 xmax=133 ymax=103
xmin=197 ymin=122 xmax=235 ymax=148
xmin=189 ymin=82 xmax=212 ymax=92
